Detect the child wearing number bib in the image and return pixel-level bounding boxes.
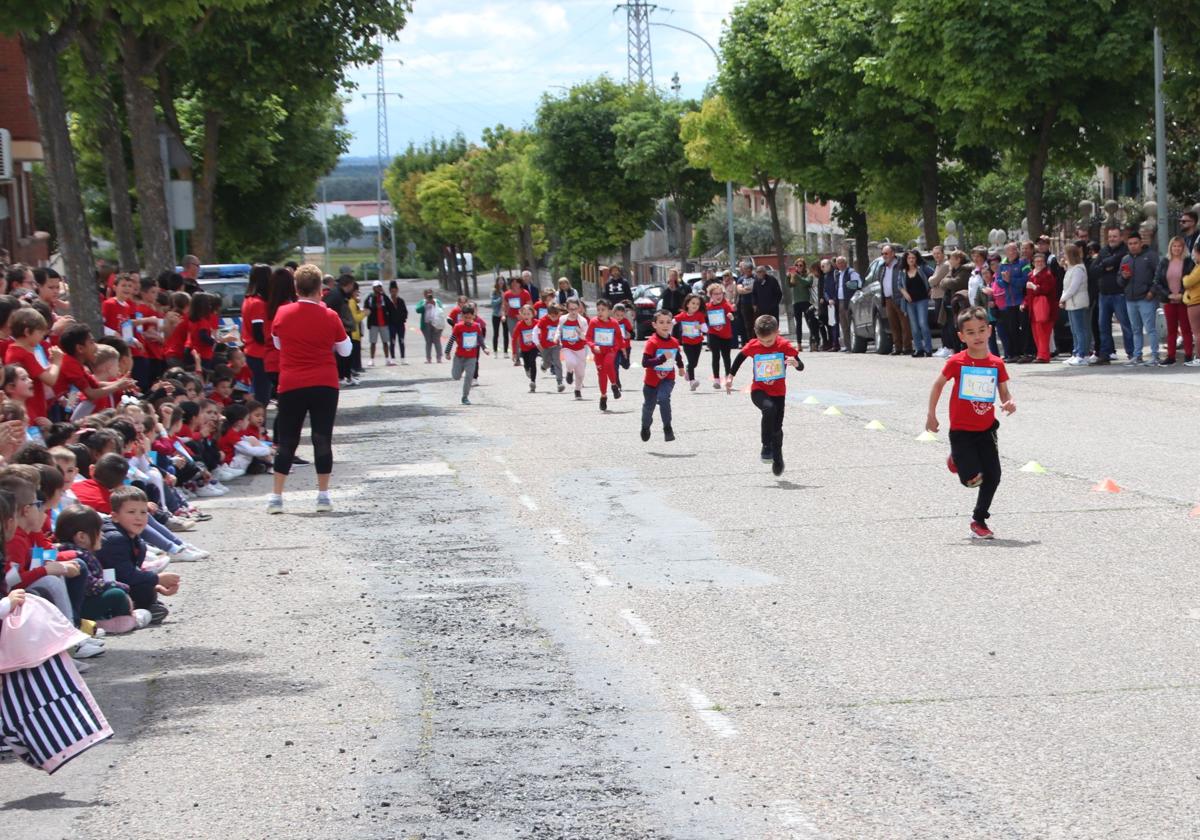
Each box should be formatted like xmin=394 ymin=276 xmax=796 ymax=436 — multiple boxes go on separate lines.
xmin=674 ymin=294 xmax=708 ymax=390
xmin=557 ymin=299 xmax=590 ymax=399
xmin=704 ymin=284 xmax=736 ymax=389
xmin=925 ymin=306 xmax=1017 ymax=540
xmin=537 ymin=303 xmax=565 ymax=392
xmin=640 ymin=310 xmax=685 ymax=443
xmin=512 ymin=305 xmax=542 ymax=393
xmin=728 ymin=315 xmax=803 ymax=476
xmin=445 ymin=304 xmax=489 ymax=405
xmin=586 ymin=299 xmax=622 ymax=412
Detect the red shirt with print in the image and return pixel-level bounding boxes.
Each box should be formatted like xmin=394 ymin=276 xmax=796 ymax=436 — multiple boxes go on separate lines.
xmin=450 ymin=320 xmax=486 ymax=358
xmin=940 ymin=350 xmax=1009 ymax=432
xmin=586 ymin=317 xmax=621 ymax=356
xmin=537 ymin=315 xmax=559 ymax=347
xmin=738 ymin=337 xmax=799 ymax=397
xmin=502 ymin=289 xmax=531 ymax=317
xmin=512 ymin=320 xmax=540 ymax=353
xmin=557 ymin=315 xmax=588 ymax=351
xmin=674 ymin=310 xmax=707 ymax=345
xmin=704 ymin=300 xmax=735 ymax=339
xmin=5 ymin=342 xmax=51 ymax=421
xmin=642 ymin=334 xmax=683 ymax=386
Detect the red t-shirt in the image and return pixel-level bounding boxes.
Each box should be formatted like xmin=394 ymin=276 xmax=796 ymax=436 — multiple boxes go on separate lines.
xmin=447 ymin=306 xmax=461 ymax=326
xmin=56 ymin=352 xmax=98 ymax=398
xmin=502 ymin=289 xmax=531 ymax=317
xmin=675 ymin=310 xmax=707 ymax=345
xmin=241 ymin=296 xmax=269 ymax=358
xmin=101 ymin=297 xmax=133 ymax=335
xmin=704 ymin=301 xmax=735 ymax=339
xmin=272 ymin=300 xmax=348 ymax=392
xmin=557 ymin=315 xmax=588 ymax=351
xmin=586 ymin=317 xmax=621 ymax=356
xmin=513 ymin=320 xmax=539 ymax=353
xmin=642 ymin=334 xmax=682 ymax=386
xmin=537 ymin=315 xmax=559 ymax=347
xmin=451 ymin=320 xmax=485 ymax=358
xmin=234 ymin=364 xmax=252 ymax=388
xmin=5 ymin=342 xmax=51 ymax=421
xmin=738 ymin=337 xmax=799 ymax=397
xmin=163 ymin=315 xmax=189 ymax=360
xmin=3 ymin=528 xmax=45 ymax=589
xmin=135 ymin=302 xmax=162 ymax=360
xmin=941 ymin=350 xmax=1009 ymax=432
xmin=73 ymin=479 xmax=113 ymax=514
xmin=186 ymin=314 xmax=220 ymax=361
xmin=218 ymin=426 xmax=245 ymax=464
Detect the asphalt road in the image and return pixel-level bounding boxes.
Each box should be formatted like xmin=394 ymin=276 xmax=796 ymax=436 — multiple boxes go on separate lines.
xmin=4 ymin=316 xmax=1199 ymax=839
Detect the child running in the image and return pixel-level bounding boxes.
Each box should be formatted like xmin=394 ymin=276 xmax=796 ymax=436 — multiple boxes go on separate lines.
xmin=674 ymin=293 xmax=708 ymax=391
xmin=925 ymin=305 xmax=1017 ymax=539
xmin=728 ymin=315 xmax=803 ymax=476
xmin=512 ymin=304 xmax=542 ymax=393
xmin=586 ymin=298 xmax=622 ymax=412
xmin=558 ymin=298 xmax=590 ymax=400
xmin=537 ymin=303 xmax=565 ymax=392
xmin=705 ymin=283 xmax=736 ymax=390
xmin=444 ymin=303 xmax=489 ymax=405
xmin=640 ymin=310 xmax=685 ymax=443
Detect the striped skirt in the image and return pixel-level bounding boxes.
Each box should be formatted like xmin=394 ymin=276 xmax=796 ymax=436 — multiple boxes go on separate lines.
xmin=1 ymin=652 xmax=112 ymax=774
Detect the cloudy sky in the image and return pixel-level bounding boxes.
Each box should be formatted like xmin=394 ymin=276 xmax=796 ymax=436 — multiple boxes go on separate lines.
xmin=340 ymin=0 xmax=737 ymax=158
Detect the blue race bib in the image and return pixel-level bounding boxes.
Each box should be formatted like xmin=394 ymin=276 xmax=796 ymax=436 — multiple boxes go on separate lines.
xmin=593 ymin=327 xmax=615 ymax=347
xmin=753 ymin=352 xmax=786 ymax=383
xmin=654 ymin=348 xmax=677 ymax=372
xmin=958 ymin=365 xmax=998 ymax=403
xmin=681 ymin=321 xmax=701 ymax=339
xmin=561 ymin=325 xmax=579 ymax=343
xmin=707 ymin=308 xmax=726 ymax=328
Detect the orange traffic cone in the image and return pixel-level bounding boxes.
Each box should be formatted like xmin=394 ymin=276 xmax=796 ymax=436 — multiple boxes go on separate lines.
xmin=1091 ymin=478 xmax=1122 ymax=493
xmin=1189 ymin=504 xmax=1200 ymax=518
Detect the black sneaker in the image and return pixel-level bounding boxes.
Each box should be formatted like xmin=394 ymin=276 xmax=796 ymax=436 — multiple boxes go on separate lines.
xmin=557 ymin=383 xmax=565 ymax=393
xmin=663 ymin=426 xmax=675 ymax=442
xmin=600 ymin=396 xmax=608 ymax=411
xmin=291 ymin=456 xmax=310 ymax=466
xmin=1093 ymin=356 xmax=1111 ymax=365
xmin=148 ymin=601 xmax=169 ymax=625
xmin=772 ymin=450 xmax=785 ymax=476
xmin=567 ymin=371 xmax=574 ymax=385
xmin=612 ymin=383 xmax=622 ymax=399
xmin=574 ymin=390 xmax=582 ymax=400
xmin=529 ymin=381 xmax=536 ymax=392
xmin=461 ymin=397 xmax=470 ymax=405
xmin=760 ymin=445 xmax=772 ymax=462
xmin=640 ymin=426 xmax=651 ymax=442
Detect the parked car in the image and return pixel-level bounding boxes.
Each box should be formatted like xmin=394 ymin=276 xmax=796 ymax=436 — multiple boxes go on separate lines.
xmin=197 ymin=263 xmax=251 ymax=341
xmin=682 ymin=272 xmax=707 ymax=294
xmin=632 ymin=283 xmax=665 ymax=339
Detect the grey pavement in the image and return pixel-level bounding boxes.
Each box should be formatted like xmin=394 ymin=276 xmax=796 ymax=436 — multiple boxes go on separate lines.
xmin=3 ymin=326 xmax=1199 ymax=839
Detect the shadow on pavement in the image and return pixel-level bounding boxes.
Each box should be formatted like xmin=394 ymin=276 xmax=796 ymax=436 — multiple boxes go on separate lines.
xmin=960 ymin=538 xmax=1042 ymax=548
xmin=645 ymin=452 xmax=696 ymax=459
xmin=0 ymin=792 xmax=103 ymax=811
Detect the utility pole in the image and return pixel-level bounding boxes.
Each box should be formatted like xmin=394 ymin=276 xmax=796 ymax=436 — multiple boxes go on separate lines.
xmin=616 ymin=1 xmax=656 ymax=87
xmin=1153 ymin=27 xmax=1169 ymax=256
xmin=364 ymin=37 xmax=402 ymax=281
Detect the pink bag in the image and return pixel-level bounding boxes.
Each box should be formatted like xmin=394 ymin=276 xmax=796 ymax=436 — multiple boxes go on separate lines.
xmin=0 ymin=593 xmax=88 ymax=673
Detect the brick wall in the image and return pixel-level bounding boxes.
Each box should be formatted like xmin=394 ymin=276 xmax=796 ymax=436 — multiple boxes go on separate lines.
xmin=0 ymin=35 xmax=38 ymax=142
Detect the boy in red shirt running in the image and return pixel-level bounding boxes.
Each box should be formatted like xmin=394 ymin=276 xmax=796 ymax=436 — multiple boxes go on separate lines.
xmin=728 ymin=314 xmax=803 ymax=476
xmin=640 ymin=310 xmax=685 ymax=443
xmin=444 ymin=303 xmax=489 ymax=405
xmin=537 ymin=303 xmax=564 ymax=392
xmin=586 ymin=298 xmax=622 ymax=412
xmin=925 ymin=305 xmax=1017 ymax=540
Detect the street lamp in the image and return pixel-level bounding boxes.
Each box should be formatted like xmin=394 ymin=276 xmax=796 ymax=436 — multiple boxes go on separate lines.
xmin=648 ymin=21 xmax=737 ymax=271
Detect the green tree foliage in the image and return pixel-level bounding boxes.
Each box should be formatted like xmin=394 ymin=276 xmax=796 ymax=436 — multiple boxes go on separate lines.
xmin=384 ymin=136 xmax=470 ymax=269
xmin=326 ymin=214 xmax=365 ymax=247
xmin=945 ymin=160 xmax=1095 ymax=247
xmin=700 ymin=207 xmax=792 ymax=258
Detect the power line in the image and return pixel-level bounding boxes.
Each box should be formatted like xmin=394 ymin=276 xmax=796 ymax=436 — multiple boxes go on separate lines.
xmin=615 ymin=1 xmax=656 ymax=87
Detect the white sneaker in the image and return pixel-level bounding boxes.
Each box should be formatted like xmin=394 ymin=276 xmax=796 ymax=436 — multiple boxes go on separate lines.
xmin=73 ymin=639 xmax=105 ymax=659
xmin=210 ymin=482 xmax=231 ymax=495
xmin=133 ymin=609 xmax=153 ymax=629
xmin=1085 ymin=354 xmax=1100 ymax=364
xmin=266 ymin=494 xmax=283 ymax=515
xmin=1186 ymin=358 xmax=1200 ymax=367
xmin=386 ymin=359 xmax=396 ymax=366
xmin=367 ymin=358 xmax=375 ymax=367
xmin=213 ymin=466 xmax=243 ymax=482
xmin=92 ymin=627 xmax=107 ymax=638
xmin=1067 ymin=357 xmax=1086 ymax=366
xmin=933 ymin=347 xmax=953 ymax=358
xmin=141 ymin=553 xmax=170 ymax=574
xmin=194 ymin=484 xmax=224 ymax=498
xmin=315 ymin=492 xmax=333 ymax=513
xmin=170 ymin=546 xmax=207 ymax=562
xmin=180 ymin=542 xmax=210 ymax=559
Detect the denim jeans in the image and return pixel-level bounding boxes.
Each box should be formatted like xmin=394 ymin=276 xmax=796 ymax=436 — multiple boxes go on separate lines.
xmin=1126 ymin=298 xmax=1159 ymax=360
xmin=1066 ymin=308 xmax=1091 ymax=358
xmin=641 ymin=379 xmax=675 ymax=429
xmin=1098 ymin=293 xmax=1133 ymax=359
xmin=905 ymin=299 xmax=932 ymax=353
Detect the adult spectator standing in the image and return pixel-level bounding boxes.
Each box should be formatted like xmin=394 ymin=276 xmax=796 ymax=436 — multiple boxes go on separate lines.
xmin=603 ymin=266 xmax=632 ymax=304
xmin=1156 ymin=235 xmax=1194 ymax=364
xmin=489 ymin=279 xmax=507 ymax=353
xmin=240 ymin=263 xmax=273 ymax=404
xmin=1094 ymin=227 xmax=1132 ymax=364
xmin=661 ymin=269 xmax=686 ymax=315
xmin=1119 ymin=230 xmax=1162 ymax=365
xmin=1060 ymin=243 xmax=1091 ymax=366
xmin=387 ymin=280 xmax=408 ymax=364
xmin=808 ymin=261 xmax=830 ymax=350
xmin=1180 ymin=210 xmax=1199 ymax=253
xmin=873 ymin=245 xmax=911 ymax=355
xmin=790 ymin=258 xmax=817 ymax=350
xmin=833 ymin=256 xmax=859 ymax=353
xmin=179 ymin=255 xmax=201 ymax=295
xmin=817 ymin=259 xmax=837 ymax=351
xmin=415 ymin=289 xmax=446 ymax=363
xmin=750 ymin=264 xmax=782 ymax=323
xmin=555 ymin=277 xmax=579 ymax=306
xmin=735 ymin=260 xmax=756 ymax=342
xmin=693 ymin=269 xmax=714 ymax=295
xmin=323 ymin=274 xmax=357 ymax=385
xmin=1083 ymin=240 xmax=1103 ymax=359
xmin=999 ymin=243 xmax=1031 ymax=362
xmin=927 ymin=245 xmax=949 ymax=350
xmin=899 ymin=249 xmax=932 ymax=357
xmin=266 ymin=264 xmax=351 ymax=515
xmin=264 ymin=266 xmax=296 ymax=401
xmin=363 ymin=280 xmax=396 ymax=367
xmin=941 ymin=250 xmax=973 ymax=354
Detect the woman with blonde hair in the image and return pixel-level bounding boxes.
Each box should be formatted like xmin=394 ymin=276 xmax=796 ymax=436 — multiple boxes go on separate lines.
xmin=1155 ymin=235 xmax=1194 ymax=364
xmin=1059 ymin=243 xmax=1091 ymax=366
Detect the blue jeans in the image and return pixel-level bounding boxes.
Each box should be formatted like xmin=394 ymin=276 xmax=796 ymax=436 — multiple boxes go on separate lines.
xmin=1067 ymin=308 xmax=1091 ymax=358
xmin=1098 ymin=293 xmax=1133 ymax=359
xmin=141 ymin=516 xmax=183 ymax=553
xmin=1126 ymin=298 xmax=1159 ymax=359
xmin=905 ymin=299 xmax=932 ymax=353
xmin=641 ymin=379 xmax=675 ymax=429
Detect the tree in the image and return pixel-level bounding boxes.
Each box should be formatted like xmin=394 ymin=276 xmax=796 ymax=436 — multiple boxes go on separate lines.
xmin=384 ymin=135 xmax=470 ymax=270
xmin=614 ymin=97 xmax=720 ymax=272
xmin=888 ymin=0 xmax=1154 ymax=239
xmin=534 ymin=78 xmax=659 ymax=271
xmin=326 ymin=214 xmax=365 ymax=247
xmin=416 ymin=162 xmax=473 ymax=294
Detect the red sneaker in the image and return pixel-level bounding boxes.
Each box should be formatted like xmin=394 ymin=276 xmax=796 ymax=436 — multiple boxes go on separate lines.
xmin=969 ymin=521 xmax=994 ymax=540
xmin=946 ymin=454 xmax=958 ymax=475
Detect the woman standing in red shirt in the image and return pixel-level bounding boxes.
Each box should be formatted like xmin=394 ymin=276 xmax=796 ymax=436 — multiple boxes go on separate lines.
xmin=1025 ymin=252 xmax=1058 ymax=363
xmin=240 ymin=264 xmax=272 ymax=403
xmin=266 ymin=265 xmax=349 ymax=515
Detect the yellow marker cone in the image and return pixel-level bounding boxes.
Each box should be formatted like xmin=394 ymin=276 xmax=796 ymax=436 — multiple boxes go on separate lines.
xmin=802 ymin=395 xmax=821 ymax=405
xmin=1091 ymin=478 xmax=1122 ymax=493
xmin=823 ymin=405 xmax=843 ymax=416
xmin=864 ymin=420 xmax=886 ymax=431
xmin=1019 ymin=461 xmax=1048 ymax=474
xmin=915 ymin=430 xmax=937 ymax=442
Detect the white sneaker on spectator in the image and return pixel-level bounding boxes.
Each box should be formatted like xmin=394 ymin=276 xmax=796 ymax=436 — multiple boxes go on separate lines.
xmin=210 ymin=482 xmax=231 ymax=494
xmin=1186 ymin=358 xmax=1200 ymax=367
xmin=266 ymin=494 xmax=283 ymax=515
xmin=180 ymin=542 xmax=210 ymax=558
xmin=73 ymin=640 xmax=105 ymax=659
xmin=92 ymin=626 xmax=107 ymax=638
xmin=1067 ymin=357 xmax=1087 ymax=366
xmin=386 ymin=359 xmax=396 ymax=366
xmin=133 ymin=609 xmax=153 ymax=630
xmin=315 ymin=492 xmax=333 ymax=513
xmin=213 ymin=465 xmax=243 ymax=482
xmin=367 ymin=358 xmax=375 ymax=367
xmin=933 ymin=346 xmax=953 ymax=358
xmin=170 ymin=546 xmax=207 ymax=562
xmin=194 ymin=484 xmax=224 ymax=498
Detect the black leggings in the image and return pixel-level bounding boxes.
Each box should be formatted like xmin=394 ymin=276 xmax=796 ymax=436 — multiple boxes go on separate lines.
xmin=273 ymin=385 xmax=339 ymax=476
xmin=751 ymin=389 xmax=786 ymax=448
xmin=682 ymin=343 xmax=702 ymax=380
xmin=520 ymin=348 xmax=539 ymax=382
xmin=949 ymin=422 xmax=1002 ymax=525
xmin=708 ymin=335 xmax=733 ymax=377
xmin=493 ymin=315 xmax=504 ymax=353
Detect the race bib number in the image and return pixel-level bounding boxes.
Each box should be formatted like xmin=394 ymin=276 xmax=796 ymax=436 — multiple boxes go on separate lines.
xmin=753 ymin=353 xmax=786 ymax=383
xmin=548 ymin=327 xmax=559 ymax=343
xmin=707 ymin=308 xmax=726 ymax=328
xmin=681 ymin=321 xmax=701 ymax=339
xmin=593 ymin=327 xmax=615 ymax=347
xmin=33 ymin=344 xmax=49 ymax=367
xmin=121 ymin=320 xmax=135 ymax=341
xmin=537 ymin=306 xmax=548 ymax=319
xmin=654 ymin=348 xmax=677 ymax=372
xmin=507 ymin=297 xmax=520 ymax=309
xmin=461 ymin=331 xmax=479 ymax=350
xmin=958 ymin=365 xmax=998 ymax=403
xmin=520 ymin=329 xmax=535 ymax=347
xmin=561 ymin=325 xmax=579 ymax=343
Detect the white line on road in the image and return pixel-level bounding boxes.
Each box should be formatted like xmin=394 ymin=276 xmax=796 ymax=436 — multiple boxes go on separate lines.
xmin=577 ymin=562 xmax=612 ymax=587
xmin=1188 ymin=608 xmax=1200 ymax=620
xmin=503 ymin=469 xmax=522 ymax=485
xmin=517 ymin=494 xmax=539 ymax=512
xmin=545 ymin=528 xmax=569 ymax=545
xmin=620 ymin=609 xmax=660 ymax=644
xmin=493 ymin=454 xmax=508 ymax=465
xmin=367 ymin=462 xmax=454 ymax=478
xmin=769 ymin=799 xmax=826 ymax=839
xmin=680 ymin=683 xmax=737 ymax=739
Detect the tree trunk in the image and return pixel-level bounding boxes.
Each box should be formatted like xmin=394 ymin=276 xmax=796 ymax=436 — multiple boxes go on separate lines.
xmin=621 ymin=241 xmax=632 ymax=280
xmin=77 ymin=32 xmax=139 ymax=272
xmin=518 ymin=224 xmax=535 ymax=273
xmin=1024 ymin=105 xmax=1058 ymax=241
xmin=21 ymin=33 xmax=102 ymax=334
xmin=760 ymin=176 xmax=794 ymax=335
xmin=120 ymin=33 xmax=174 ymax=275
xmin=843 ymin=192 xmax=869 ymax=276
xmin=193 ymin=108 xmax=222 ymax=262
xmin=920 ymin=152 xmax=939 ymax=247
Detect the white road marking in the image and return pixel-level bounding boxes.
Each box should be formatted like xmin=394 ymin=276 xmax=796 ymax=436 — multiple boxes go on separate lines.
xmin=620 ymin=609 xmax=660 ymax=645
xmin=517 ymin=494 xmax=538 ymax=511
xmin=546 ymin=528 xmax=569 ymax=545
xmin=503 ymin=469 xmax=522 ymax=485
xmin=576 ymin=562 xmax=612 ymax=587
xmin=1188 ymin=608 xmax=1200 ymax=621
xmin=680 ymin=683 xmax=737 ymax=739
xmin=769 ymin=799 xmax=826 ymax=839
xmin=493 ymin=454 xmax=508 ymax=464
xmin=367 ymin=462 xmax=453 ymax=477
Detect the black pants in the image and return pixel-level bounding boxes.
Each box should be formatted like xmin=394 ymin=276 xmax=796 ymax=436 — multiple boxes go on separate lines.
xmin=132 ymin=356 xmax=153 ymax=392
xmin=793 ymin=301 xmax=812 ymax=346
xmin=750 ymin=389 xmax=785 ymax=450
xmin=273 ymin=385 xmax=339 ymax=475
xmin=708 ymin=335 xmax=733 ymax=378
xmin=682 ymin=343 xmax=702 ymax=380
xmin=389 ymin=324 xmax=406 ymax=358
xmin=1003 ymin=308 xmax=1027 ymax=358
xmin=493 ymin=315 xmax=504 ymax=353
xmin=942 ymin=300 xmax=962 ymax=352
xmin=336 ymin=348 xmax=353 ymax=381
xmin=520 ymin=348 xmax=539 ymax=382
xmin=949 ymin=421 xmax=1002 ymax=525
xmin=246 ymin=354 xmax=272 ymax=404
xmin=350 ymin=339 xmax=363 ymax=373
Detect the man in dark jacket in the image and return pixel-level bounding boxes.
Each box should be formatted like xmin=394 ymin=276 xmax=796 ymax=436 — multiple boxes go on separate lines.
xmin=819 ymin=259 xmax=840 ymax=351
xmin=603 ymin=266 xmax=633 ymax=304
xmin=661 ymin=272 xmax=686 ymax=315
xmin=363 ymin=280 xmax=396 ymax=366
xmin=1118 ymin=230 xmax=1162 ymax=364
xmin=1095 ymin=227 xmax=1132 ymax=364
xmin=750 ymin=264 xmax=783 ymax=323
xmin=323 ymin=274 xmax=357 ymax=381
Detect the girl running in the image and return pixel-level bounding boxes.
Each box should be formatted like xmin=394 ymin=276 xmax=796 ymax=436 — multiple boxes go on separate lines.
xmin=586 ymin=299 xmax=622 ymax=412
xmin=674 ymin=293 xmax=708 ymax=391
xmin=512 ymin=304 xmax=542 ymax=392
xmin=705 ymin=283 xmax=736 ymax=390
xmin=558 ymin=298 xmax=590 ymax=400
